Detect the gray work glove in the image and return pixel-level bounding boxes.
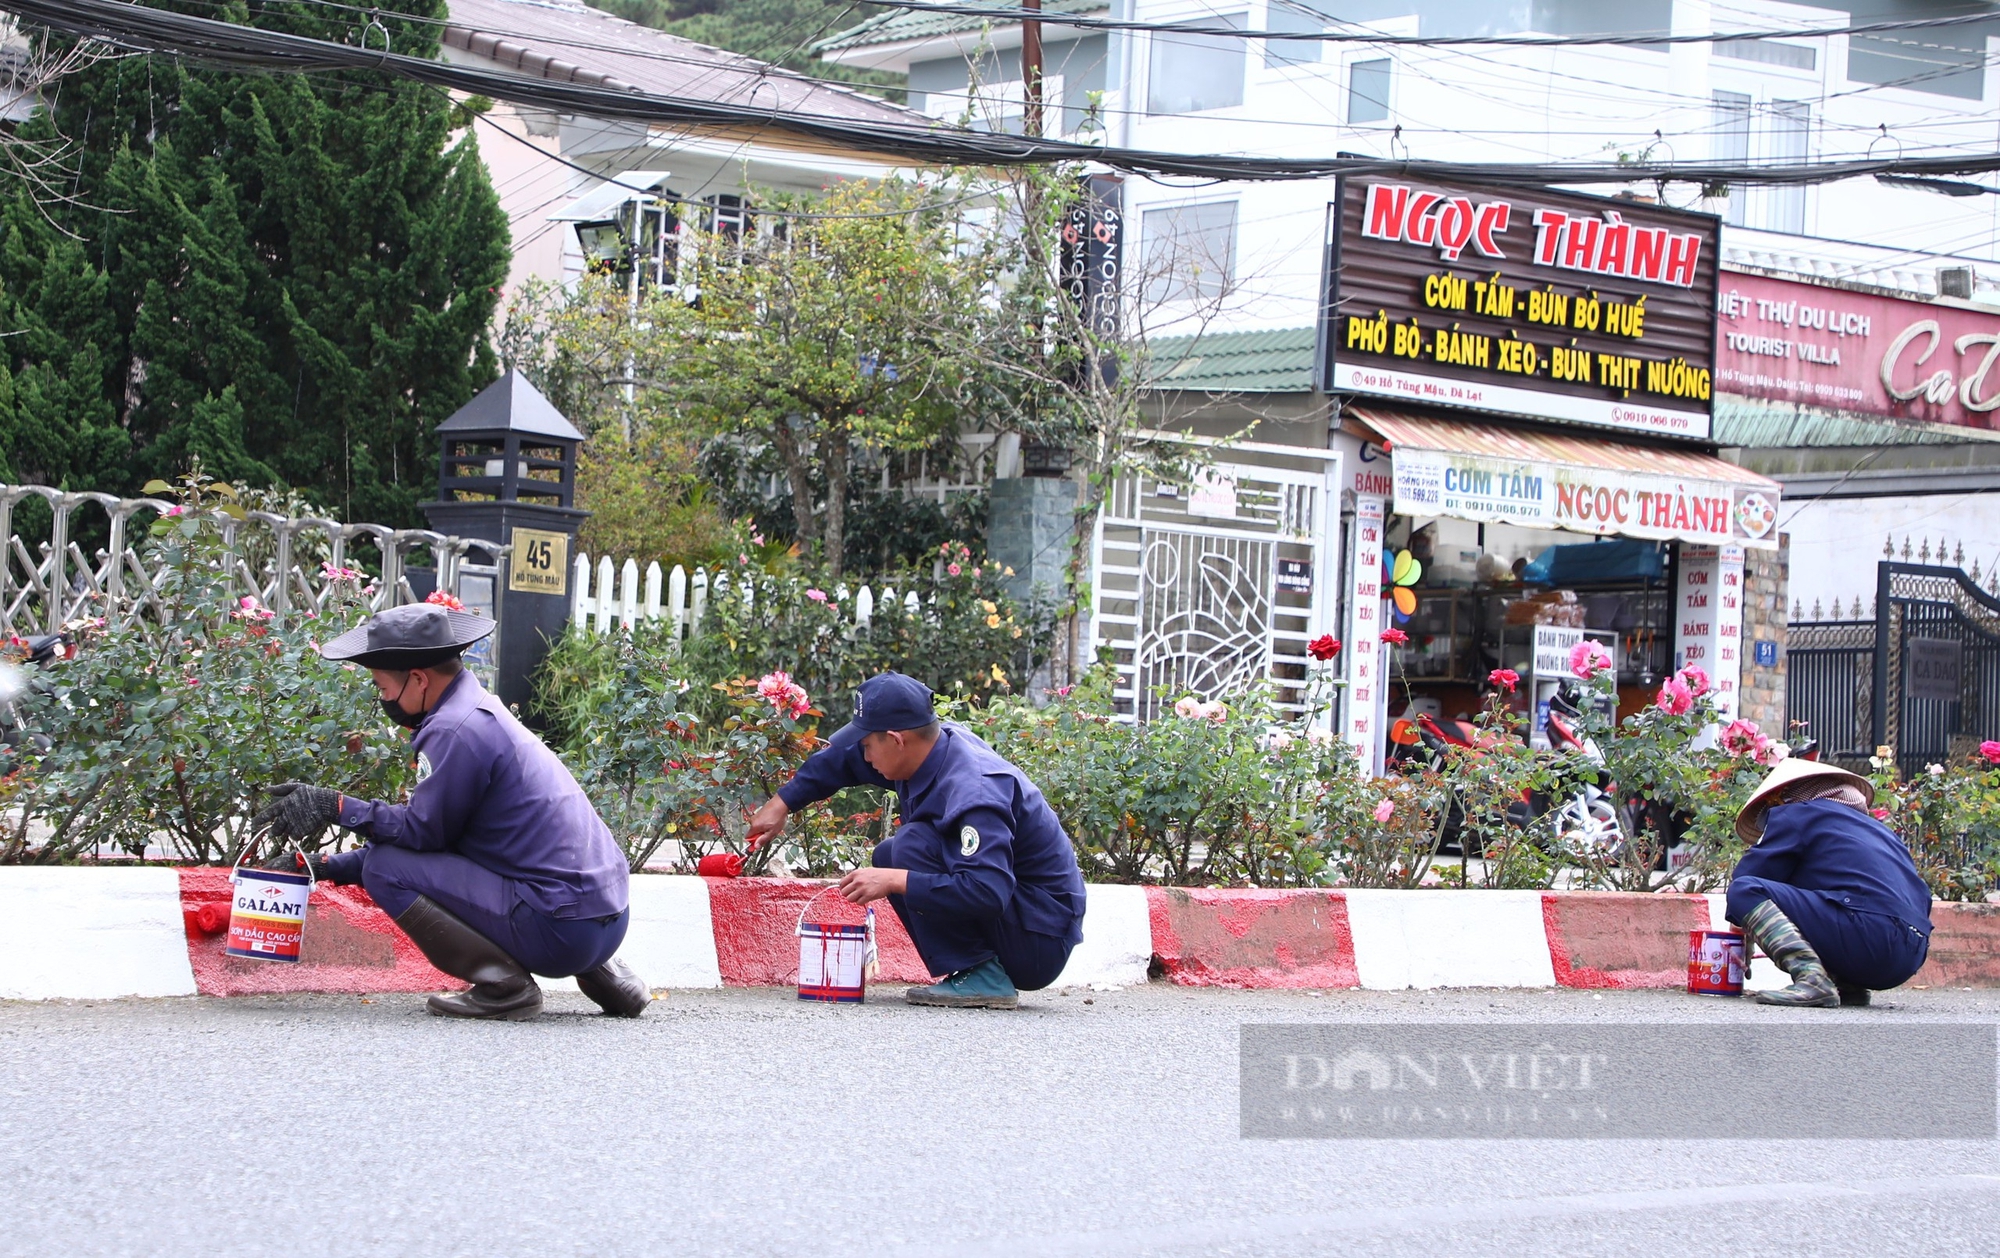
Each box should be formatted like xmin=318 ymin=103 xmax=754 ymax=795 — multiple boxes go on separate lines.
xmin=252 ymin=782 xmax=341 ymax=840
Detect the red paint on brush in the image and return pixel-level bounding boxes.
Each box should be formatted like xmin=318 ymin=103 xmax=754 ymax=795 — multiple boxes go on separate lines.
xmin=1540 ymin=891 xmax=1709 ymax=989
xmin=176 ymin=868 xmax=464 ymax=996
xmin=1147 ymin=887 xmax=1359 ymax=988
xmin=705 ymin=877 xmax=934 ymax=986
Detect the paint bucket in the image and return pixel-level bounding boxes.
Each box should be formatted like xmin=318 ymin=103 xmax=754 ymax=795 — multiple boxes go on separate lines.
xmin=796 ymin=886 xmax=876 ymax=1004
xmin=226 ymin=845 xmax=315 ymax=964
xmin=1687 ymin=929 xmax=1746 ymax=996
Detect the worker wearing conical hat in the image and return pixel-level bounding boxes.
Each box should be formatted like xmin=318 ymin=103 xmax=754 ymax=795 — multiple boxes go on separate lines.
xmin=1726 ymin=757 xmax=1933 ymax=1008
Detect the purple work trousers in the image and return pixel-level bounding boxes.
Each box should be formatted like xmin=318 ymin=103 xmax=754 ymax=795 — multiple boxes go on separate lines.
xmin=325 ymin=843 xmax=628 ymax=978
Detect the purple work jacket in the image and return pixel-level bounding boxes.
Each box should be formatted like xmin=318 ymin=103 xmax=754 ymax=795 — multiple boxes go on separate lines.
xmin=338 ymin=671 xmax=627 ymax=919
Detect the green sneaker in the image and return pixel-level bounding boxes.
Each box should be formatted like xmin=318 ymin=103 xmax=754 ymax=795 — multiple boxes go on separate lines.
xmin=905 ymin=957 xmax=1019 ymax=1008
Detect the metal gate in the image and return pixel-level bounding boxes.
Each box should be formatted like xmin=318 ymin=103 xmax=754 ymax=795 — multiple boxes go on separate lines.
xmin=1088 ymin=446 xmax=1342 ymax=720
xmin=1786 ymin=561 xmax=2000 ymax=774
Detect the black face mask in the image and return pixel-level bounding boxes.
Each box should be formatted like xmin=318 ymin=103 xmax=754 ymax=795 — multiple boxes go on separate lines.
xmin=381 ymin=674 xmax=427 ymax=730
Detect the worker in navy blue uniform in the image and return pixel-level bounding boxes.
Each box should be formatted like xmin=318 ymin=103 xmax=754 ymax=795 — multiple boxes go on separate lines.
xmin=250 ymin=603 xmax=649 ymax=1021
xmin=1726 ymin=757 xmax=1932 ymax=1008
xmin=746 ymin=672 xmax=1085 ymax=1008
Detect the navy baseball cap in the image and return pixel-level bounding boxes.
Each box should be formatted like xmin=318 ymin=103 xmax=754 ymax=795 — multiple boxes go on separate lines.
xmin=848 ymin=671 xmax=936 ymax=734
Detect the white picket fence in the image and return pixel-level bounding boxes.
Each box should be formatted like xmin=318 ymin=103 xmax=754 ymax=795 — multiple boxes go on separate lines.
xmin=569 ymin=553 xmax=924 ymax=644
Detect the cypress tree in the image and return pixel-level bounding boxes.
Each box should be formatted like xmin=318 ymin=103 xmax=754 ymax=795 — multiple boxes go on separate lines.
xmin=0 ymin=2 xmax=509 ymax=524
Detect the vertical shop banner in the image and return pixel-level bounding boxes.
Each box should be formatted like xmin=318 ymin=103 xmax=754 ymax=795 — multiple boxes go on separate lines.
xmin=1060 ymin=174 xmax=1123 ymax=387
xmin=1675 ymin=544 xmax=1745 ymax=723
xmin=1324 ymin=177 xmax=1720 ymax=440
xmin=1347 ymin=497 xmax=1386 ymax=774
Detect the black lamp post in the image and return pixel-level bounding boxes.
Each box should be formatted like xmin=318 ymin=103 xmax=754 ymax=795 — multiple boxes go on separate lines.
xmin=423 ymin=370 xmax=589 ymax=715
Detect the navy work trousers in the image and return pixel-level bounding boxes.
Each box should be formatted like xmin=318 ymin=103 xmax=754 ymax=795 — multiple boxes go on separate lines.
xmin=872 ymin=832 xmax=1075 ymax=989
xmin=1726 ymin=876 xmax=1930 ymax=990
xmin=326 ymin=843 xmax=628 ymax=979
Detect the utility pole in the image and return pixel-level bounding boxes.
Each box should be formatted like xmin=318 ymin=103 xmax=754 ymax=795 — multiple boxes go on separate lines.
xmin=1022 ymin=0 xmax=1043 ymax=137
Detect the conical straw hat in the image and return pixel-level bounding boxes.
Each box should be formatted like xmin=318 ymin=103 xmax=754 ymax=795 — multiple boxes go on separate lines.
xmin=1735 ymin=756 xmax=1875 ymax=843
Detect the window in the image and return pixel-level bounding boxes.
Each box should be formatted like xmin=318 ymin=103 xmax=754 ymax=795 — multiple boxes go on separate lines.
xmin=1766 ymin=101 xmax=1810 ymax=234
xmin=1714 ymin=37 xmax=1816 ymax=71
xmin=1147 ymin=12 xmax=1247 ymax=115
xmin=1711 ymin=91 xmax=1751 ymax=226
xmin=1264 ymin=1 xmax=1324 ymax=69
xmin=1142 ymin=202 xmax=1238 ymax=304
xmin=1347 ymin=57 xmax=1392 ymax=124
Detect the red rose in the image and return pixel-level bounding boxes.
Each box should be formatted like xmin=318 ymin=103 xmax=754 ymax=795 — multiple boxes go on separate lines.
xmin=1487 ymin=668 xmax=1519 ymax=692
xmin=1381 ymin=627 xmax=1409 ymax=645
xmin=1307 ymin=634 xmax=1341 ymax=661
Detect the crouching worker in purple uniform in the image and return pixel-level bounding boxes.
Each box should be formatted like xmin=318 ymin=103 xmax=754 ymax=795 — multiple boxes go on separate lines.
xmin=1727 ymin=757 xmax=1933 ymax=1008
xmin=746 ymin=672 xmax=1085 ymax=1009
xmin=250 ymin=603 xmax=649 ymax=1022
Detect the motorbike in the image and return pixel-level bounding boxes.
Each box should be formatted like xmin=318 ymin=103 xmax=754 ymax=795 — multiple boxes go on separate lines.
xmin=0 ymin=632 xmax=73 ymax=756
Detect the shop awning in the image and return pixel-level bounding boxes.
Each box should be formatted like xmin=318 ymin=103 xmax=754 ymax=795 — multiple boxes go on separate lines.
xmin=1347 ymin=408 xmax=1784 ymax=549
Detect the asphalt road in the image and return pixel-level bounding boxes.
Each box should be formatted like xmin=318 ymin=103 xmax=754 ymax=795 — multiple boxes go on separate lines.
xmin=2 ymin=984 xmax=1997 ymax=1258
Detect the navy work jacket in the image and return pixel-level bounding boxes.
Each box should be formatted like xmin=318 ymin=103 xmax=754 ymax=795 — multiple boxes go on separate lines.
xmin=779 ymin=722 xmax=1086 ymax=943
xmin=338 ymin=671 xmax=628 ymax=920
xmin=1733 ymin=799 xmax=1933 ymax=934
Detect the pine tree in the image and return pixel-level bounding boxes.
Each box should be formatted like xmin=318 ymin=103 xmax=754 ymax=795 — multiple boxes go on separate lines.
xmin=0 ymin=2 xmax=510 ymax=525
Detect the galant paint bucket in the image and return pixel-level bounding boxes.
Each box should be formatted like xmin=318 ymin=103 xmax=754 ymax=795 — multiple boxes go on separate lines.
xmin=1687 ymin=929 xmax=1747 ymax=996
xmin=796 ymin=887 xmax=876 ymax=1003
xmin=226 ymin=850 xmax=315 ymax=964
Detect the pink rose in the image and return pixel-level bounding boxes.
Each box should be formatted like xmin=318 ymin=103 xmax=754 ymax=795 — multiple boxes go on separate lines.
xmin=1487 ymin=668 xmax=1519 ymax=692
xmin=1719 ymin=719 xmax=1764 ymax=757
xmin=805 ymin=588 xmax=827 ymax=603
xmin=1173 ymin=695 xmax=1202 ymax=719
xmin=1676 ymin=665 xmax=1710 ymax=696
xmin=1980 ymin=740 xmax=2000 ymax=766
xmin=1569 ymin=640 xmax=1613 ymax=680
xmin=947 ymin=563 xmax=962 ymax=576
xmin=755 ymin=670 xmax=811 ymax=720
xmin=1870 ymin=806 xmax=1890 ymax=821
xmin=1755 ymin=740 xmax=1791 ymax=767
xmin=1655 ymin=677 xmax=1693 ymax=716
xmin=1380 ymin=627 xmax=1409 ymax=645
xmin=1372 ymin=798 xmax=1396 ymax=823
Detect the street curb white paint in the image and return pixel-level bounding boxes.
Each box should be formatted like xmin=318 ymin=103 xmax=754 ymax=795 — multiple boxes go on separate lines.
xmin=0 ymin=868 xmax=197 ymax=1000
xmin=1051 ymin=884 xmax=1153 ymax=990
xmin=1346 ymin=890 xmax=1557 ymax=990
xmin=618 ymin=874 xmax=723 ymax=989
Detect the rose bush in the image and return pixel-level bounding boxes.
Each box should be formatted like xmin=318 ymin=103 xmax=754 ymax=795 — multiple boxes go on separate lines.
xmin=0 ymin=473 xmax=412 ymax=865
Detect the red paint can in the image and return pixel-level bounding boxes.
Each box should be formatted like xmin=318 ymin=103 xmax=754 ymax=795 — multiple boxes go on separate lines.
xmin=1687 ymin=929 xmax=1746 ymax=996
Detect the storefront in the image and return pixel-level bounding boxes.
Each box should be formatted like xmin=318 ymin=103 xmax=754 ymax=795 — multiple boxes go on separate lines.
xmin=1320 ymin=174 xmax=1781 ymax=773
xmin=1334 ymin=412 xmax=1780 ymax=773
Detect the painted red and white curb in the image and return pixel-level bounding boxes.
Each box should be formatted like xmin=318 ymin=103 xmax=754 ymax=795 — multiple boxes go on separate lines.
xmin=1 ymin=870 xmax=1994 ymax=1000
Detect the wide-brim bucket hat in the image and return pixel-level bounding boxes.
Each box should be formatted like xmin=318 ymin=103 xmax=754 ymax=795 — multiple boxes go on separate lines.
xmin=319 ymin=602 xmax=494 ymax=670
xmin=1735 ymin=756 xmax=1875 ymax=844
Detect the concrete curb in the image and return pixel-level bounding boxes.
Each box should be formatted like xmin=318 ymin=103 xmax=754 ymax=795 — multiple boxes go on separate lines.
xmin=1 ymin=869 xmax=1993 ymax=999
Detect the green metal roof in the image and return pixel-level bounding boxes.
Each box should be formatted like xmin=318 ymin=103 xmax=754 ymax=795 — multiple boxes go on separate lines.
xmin=816 ymin=1 xmax=1106 ymax=55
xmin=1712 ymin=397 xmax=2000 ymax=448
xmin=1143 ymin=326 xmax=1319 ymax=394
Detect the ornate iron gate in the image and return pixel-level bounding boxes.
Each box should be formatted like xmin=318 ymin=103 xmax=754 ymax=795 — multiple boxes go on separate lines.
xmin=1089 ymin=449 xmax=1342 ymax=720
xmin=1787 ymin=561 xmax=2000 ymax=774
xmin=1872 ymin=562 xmax=2000 ymax=776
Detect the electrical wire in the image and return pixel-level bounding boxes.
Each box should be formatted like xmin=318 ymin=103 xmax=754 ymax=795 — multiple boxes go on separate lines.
xmin=29 ymin=0 xmax=2000 ymax=188
xmin=841 ymin=2 xmax=2000 ymax=48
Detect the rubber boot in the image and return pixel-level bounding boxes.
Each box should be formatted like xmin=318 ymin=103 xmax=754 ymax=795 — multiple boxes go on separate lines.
xmin=1836 ymin=981 xmax=1871 ymax=1007
xmin=1742 ymin=900 xmax=1840 ymax=1008
xmin=905 ymin=956 xmax=1019 ymax=1009
xmin=394 ymin=896 xmax=543 ymax=1021
xmin=575 ymin=956 xmax=651 ymax=1017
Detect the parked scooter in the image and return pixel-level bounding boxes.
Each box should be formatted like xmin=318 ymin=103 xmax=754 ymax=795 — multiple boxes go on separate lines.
xmin=0 ymin=632 xmax=72 ymax=756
